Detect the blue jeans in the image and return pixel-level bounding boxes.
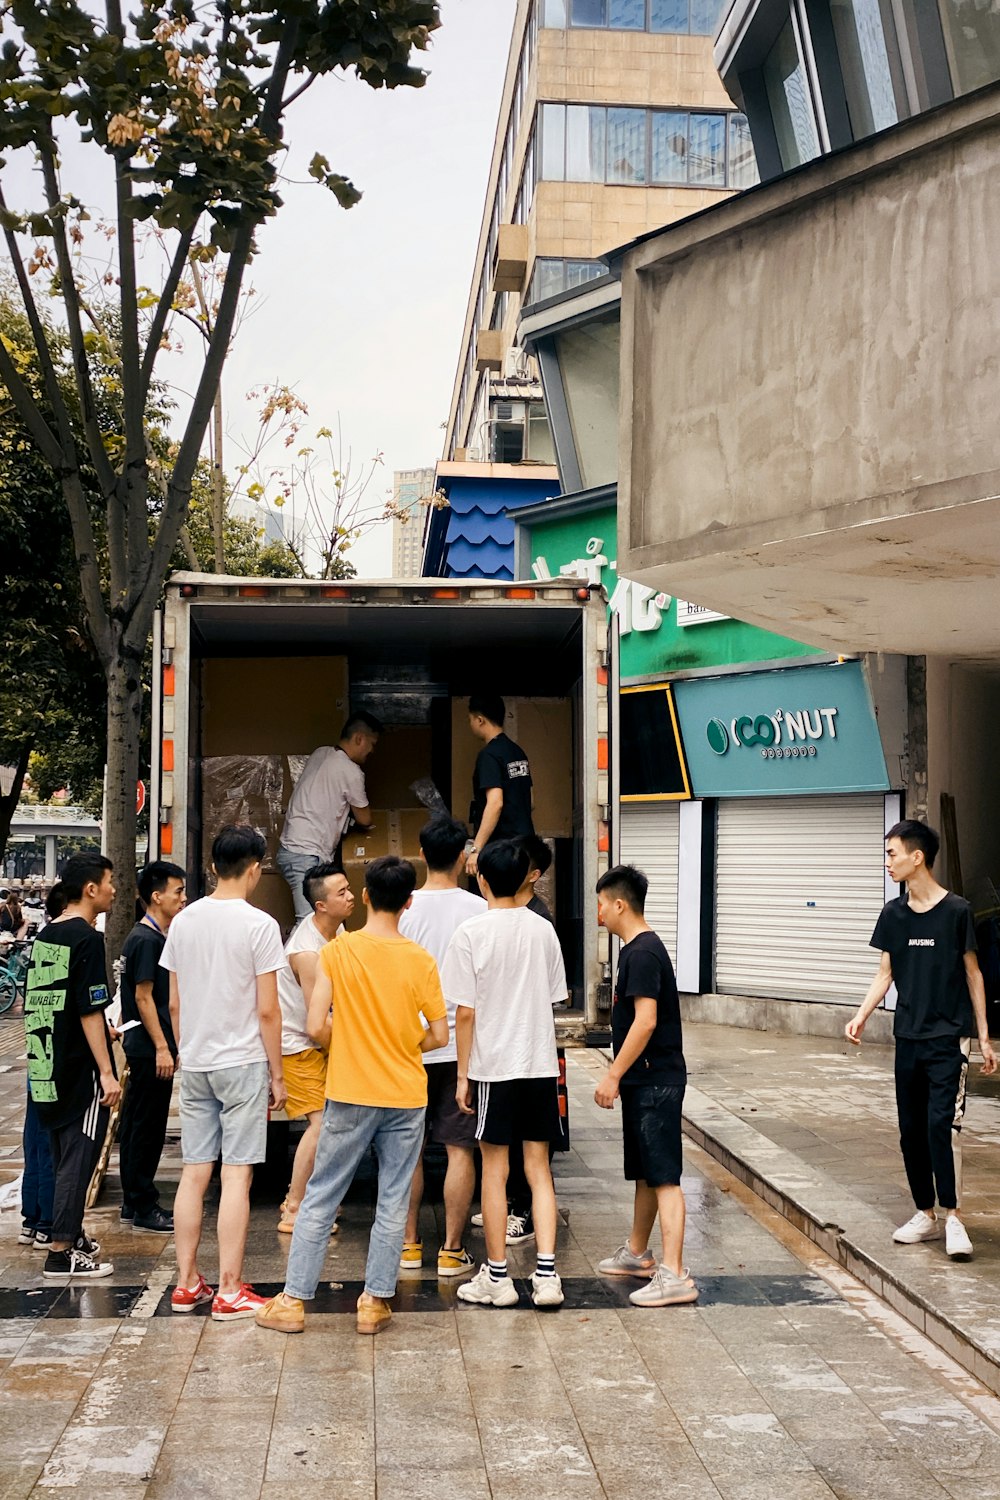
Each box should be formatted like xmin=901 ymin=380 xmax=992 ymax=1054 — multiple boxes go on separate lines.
xmin=22 ymin=1091 xmax=54 ymax=1231
xmin=285 ymin=1099 xmax=426 ymax=1301
xmin=276 ymin=845 xmax=323 ymax=921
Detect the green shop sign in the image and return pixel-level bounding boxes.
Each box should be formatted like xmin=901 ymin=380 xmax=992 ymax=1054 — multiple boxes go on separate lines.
xmin=526 ymin=503 xmax=820 ymax=679
xmin=674 ymin=662 xmax=889 ymax=797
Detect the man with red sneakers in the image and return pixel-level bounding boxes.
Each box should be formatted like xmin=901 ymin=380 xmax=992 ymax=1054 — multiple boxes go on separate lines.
xmin=162 ymin=826 xmax=286 ymax=1320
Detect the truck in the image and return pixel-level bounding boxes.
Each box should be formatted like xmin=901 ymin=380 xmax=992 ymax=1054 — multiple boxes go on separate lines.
xmin=150 ymin=573 xmax=615 ymax=1036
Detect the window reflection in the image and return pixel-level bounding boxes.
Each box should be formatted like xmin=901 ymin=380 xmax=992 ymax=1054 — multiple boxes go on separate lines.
xmin=938 ymin=0 xmax=1000 ymax=95
xmin=607 ymin=108 xmax=648 ymax=182
xmin=830 ymin=0 xmax=905 ymax=134
xmin=555 ymin=318 xmax=621 ymax=488
xmin=541 ymin=103 xmax=757 ymax=188
xmin=762 ymin=18 xmax=821 ymax=169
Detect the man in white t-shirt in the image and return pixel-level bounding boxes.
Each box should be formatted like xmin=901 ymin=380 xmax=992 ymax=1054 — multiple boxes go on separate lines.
xmin=276 ymin=711 xmax=382 ymax=919
xmin=161 ymin=826 xmax=286 ymax=1322
xmin=276 ymin=862 xmax=354 ymax=1234
xmin=398 ymin=817 xmax=486 ymax=1278
xmin=446 ymin=840 xmax=568 ymax=1312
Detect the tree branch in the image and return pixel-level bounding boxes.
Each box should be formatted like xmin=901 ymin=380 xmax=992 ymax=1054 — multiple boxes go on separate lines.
xmin=60 ymin=469 xmax=114 ymax=669
xmin=114 ymin=151 xmax=153 ymax=599
xmin=0 ymin=335 xmax=66 ymax=474
xmin=37 ymin=133 xmax=118 ymax=505
xmin=139 ymin=222 xmax=196 ymax=402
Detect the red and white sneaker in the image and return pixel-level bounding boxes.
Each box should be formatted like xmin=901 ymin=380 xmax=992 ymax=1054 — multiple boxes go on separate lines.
xmin=211 ymin=1283 xmax=268 ymax=1322
xmin=171 ymin=1274 xmax=214 ymax=1313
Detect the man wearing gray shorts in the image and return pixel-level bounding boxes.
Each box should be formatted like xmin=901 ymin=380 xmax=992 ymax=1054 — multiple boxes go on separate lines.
xmin=161 ymin=826 xmax=286 ymax=1320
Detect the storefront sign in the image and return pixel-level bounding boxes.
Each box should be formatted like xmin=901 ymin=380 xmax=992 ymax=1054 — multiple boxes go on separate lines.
xmin=674 ymin=662 xmax=889 ymax=797
xmin=532 ymin=535 xmax=670 ymax=639
xmin=676 ymin=600 xmax=729 ymax=627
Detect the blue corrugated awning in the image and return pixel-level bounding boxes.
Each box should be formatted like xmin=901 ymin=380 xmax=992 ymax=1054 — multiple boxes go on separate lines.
xmin=422 ymin=474 xmax=561 ymax=580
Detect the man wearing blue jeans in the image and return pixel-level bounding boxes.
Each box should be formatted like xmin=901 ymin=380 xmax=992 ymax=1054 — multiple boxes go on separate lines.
xmin=257 ymin=855 xmax=448 ymax=1337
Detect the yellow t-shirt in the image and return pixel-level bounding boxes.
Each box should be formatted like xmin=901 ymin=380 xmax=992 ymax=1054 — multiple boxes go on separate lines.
xmin=320 ymin=930 xmax=446 ymax=1109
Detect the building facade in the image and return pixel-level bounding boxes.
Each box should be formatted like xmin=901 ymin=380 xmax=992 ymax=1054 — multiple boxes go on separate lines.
xmin=391 ymin=468 xmax=435 ymax=578
xmin=435 ymin=0 xmax=757 ymax=510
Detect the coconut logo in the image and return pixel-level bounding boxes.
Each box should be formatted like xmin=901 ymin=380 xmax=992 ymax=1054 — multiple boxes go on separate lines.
xmin=706 ymin=707 xmax=839 ymax=760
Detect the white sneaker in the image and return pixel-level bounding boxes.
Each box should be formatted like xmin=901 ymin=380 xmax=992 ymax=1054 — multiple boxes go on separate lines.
xmin=456 ymin=1264 xmax=519 ymax=1307
xmin=530 ymin=1271 xmax=564 ymax=1308
xmin=470 ymin=1212 xmax=484 ymax=1229
xmin=892 ymin=1210 xmax=942 ymax=1244
xmin=946 ymin=1215 xmax=973 ymax=1260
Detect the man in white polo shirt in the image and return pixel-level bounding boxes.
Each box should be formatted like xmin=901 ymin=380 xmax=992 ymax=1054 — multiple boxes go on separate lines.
xmin=276 ymin=711 xmax=382 ymax=919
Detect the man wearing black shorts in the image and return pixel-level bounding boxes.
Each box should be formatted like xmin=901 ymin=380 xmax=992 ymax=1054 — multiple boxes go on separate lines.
xmin=399 ymin=817 xmax=486 ymax=1276
xmin=846 ymin=819 xmax=997 ymax=1260
xmin=448 ymin=841 xmax=568 ymax=1309
xmin=594 ymin=864 xmax=697 ymax=1307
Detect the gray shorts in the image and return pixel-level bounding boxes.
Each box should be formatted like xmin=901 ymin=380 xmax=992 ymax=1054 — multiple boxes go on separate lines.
xmin=179 ymin=1062 xmax=269 ymax=1166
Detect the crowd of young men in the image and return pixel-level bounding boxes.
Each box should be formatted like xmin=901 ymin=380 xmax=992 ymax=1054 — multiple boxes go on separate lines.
xmin=21 ymin=799 xmax=988 ymax=1327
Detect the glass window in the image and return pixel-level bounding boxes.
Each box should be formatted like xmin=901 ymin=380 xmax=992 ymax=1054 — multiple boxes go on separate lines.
xmin=690 ymin=0 xmax=721 ymax=32
xmin=607 ymin=106 xmax=647 ymax=183
xmin=540 ymin=103 xmax=566 ymax=180
xmin=830 ymin=0 xmax=905 ymax=134
xmin=609 ymin=0 xmax=646 ymax=26
xmin=728 ymin=113 xmax=759 ymax=188
xmin=762 ymin=18 xmax=821 ymax=169
xmin=566 ymin=104 xmax=606 ymax=180
xmin=570 ymin=0 xmax=606 ymax=23
xmin=543 ymin=0 xmax=567 ymax=24
xmin=556 ymin=317 xmax=621 ymax=488
xmin=651 ymin=110 xmax=688 ymax=183
xmin=650 ymin=0 xmax=690 ymax=29
xmin=688 ymin=112 xmax=726 ymax=185
xmin=937 ymin=0 xmax=1000 ymax=95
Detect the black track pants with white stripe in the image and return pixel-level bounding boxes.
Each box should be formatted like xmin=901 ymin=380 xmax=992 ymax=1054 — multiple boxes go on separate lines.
xmin=895 ymin=1034 xmax=970 ymax=1213
xmin=49 ymin=1081 xmax=109 ymax=1244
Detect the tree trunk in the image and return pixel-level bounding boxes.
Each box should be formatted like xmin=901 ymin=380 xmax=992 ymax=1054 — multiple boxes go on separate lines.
xmin=104 ymin=646 xmax=144 ymax=964
xmin=0 ymin=745 xmax=31 ymax=869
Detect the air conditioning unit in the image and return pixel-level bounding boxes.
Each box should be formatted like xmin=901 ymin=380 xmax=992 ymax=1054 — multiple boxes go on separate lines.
xmin=492 ymin=400 xmax=525 ymax=425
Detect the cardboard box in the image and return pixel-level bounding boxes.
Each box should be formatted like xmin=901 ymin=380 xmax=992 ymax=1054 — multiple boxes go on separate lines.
xmin=250 ymin=870 xmax=296 ymax=932
xmin=342 ymin=857 xmax=428 ymax=932
xmin=362 ymin=725 xmax=433 ymax=808
xmin=338 ymin=807 xmax=429 ymax=931
xmin=202 ymin=657 xmax=348 ymax=756
xmin=451 ymin=698 xmax=573 ymax=839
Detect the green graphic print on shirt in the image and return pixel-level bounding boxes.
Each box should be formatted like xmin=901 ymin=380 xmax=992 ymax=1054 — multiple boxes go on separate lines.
xmin=25 ymin=937 xmax=69 ymax=1105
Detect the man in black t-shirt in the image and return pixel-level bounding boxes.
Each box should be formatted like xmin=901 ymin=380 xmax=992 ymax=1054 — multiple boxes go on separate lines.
xmin=592 ymin=864 xmax=697 ymax=1308
xmin=117 ymin=861 xmax=187 ymax=1233
xmin=846 ymin=819 xmax=997 ymax=1261
xmin=25 ymin=854 xmax=120 ymax=1280
xmin=465 ymin=695 xmax=534 ymax=877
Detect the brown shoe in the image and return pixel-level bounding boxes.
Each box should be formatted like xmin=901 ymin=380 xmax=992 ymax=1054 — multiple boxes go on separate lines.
xmin=255 ymin=1293 xmax=305 ymax=1334
xmin=356 ymin=1293 xmax=391 ymax=1336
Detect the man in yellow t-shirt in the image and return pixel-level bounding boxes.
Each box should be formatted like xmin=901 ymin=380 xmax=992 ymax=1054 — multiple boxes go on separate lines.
xmin=256 ymin=855 xmax=447 ymax=1339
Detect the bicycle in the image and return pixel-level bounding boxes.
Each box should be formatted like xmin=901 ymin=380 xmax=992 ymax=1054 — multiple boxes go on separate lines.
xmin=0 ymin=939 xmax=32 ymax=1015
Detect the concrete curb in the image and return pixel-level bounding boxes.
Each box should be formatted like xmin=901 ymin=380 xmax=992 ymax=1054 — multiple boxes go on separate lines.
xmin=680 ymin=1082 xmax=1000 ymax=1399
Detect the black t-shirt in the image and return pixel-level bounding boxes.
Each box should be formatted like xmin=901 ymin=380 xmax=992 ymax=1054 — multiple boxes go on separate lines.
xmin=527 ymin=892 xmax=554 ymax=924
xmin=871 ymin=892 xmax=977 ymax=1040
xmin=472 ymin=733 xmax=534 ymax=842
xmin=120 ymin=920 xmax=176 ymax=1060
xmin=612 ymin=929 xmax=686 ymax=1086
xmin=25 ymin=918 xmax=112 ymax=1129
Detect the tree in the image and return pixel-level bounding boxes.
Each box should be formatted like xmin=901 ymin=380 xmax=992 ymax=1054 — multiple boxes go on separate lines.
xmin=0 ymin=290 xmax=106 ymax=862
xmin=0 ymin=1 xmax=440 ymax=957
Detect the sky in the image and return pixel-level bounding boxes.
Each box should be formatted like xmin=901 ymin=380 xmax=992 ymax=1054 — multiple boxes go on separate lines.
xmin=217 ymin=0 xmax=519 ymax=576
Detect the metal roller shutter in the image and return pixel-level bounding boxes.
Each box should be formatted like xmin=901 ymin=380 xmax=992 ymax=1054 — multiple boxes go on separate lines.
xmin=620 ymin=804 xmax=680 ymax=961
xmin=715 ymin=795 xmax=886 ymax=1003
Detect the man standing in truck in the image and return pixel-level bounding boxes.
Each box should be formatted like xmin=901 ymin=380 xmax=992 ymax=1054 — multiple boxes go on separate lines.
xmin=277 ymin=710 xmax=382 ymax=919
xmin=465 ymin=696 xmax=534 ymax=877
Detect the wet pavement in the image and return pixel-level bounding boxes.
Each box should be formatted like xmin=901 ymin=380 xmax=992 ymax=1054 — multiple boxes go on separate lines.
xmin=0 ymin=1019 xmax=1000 ymax=1495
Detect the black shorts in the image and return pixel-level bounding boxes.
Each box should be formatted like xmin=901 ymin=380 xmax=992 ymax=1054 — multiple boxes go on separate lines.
xmin=475 ymin=1077 xmax=563 ymax=1148
xmin=621 ymin=1081 xmax=684 ymax=1187
xmin=425 ymin=1060 xmax=476 ymax=1148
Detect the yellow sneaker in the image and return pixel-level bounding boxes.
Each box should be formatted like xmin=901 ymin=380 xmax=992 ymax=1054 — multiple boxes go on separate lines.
xmin=399 ymin=1241 xmax=423 ymax=1270
xmin=255 ymin=1293 xmax=305 ymax=1334
xmin=357 ymin=1293 xmax=392 ymax=1336
xmin=438 ymin=1246 xmax=475 ymax=1278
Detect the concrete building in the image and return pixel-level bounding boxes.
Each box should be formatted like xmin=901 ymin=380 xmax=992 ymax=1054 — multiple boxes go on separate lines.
xmin=391 ymin=468 xmax=435 ymax=578
xmin=431 ymin=0 xmax=757 ymax=570
xmin=605 ymin=5 xmax=1000 ymax=914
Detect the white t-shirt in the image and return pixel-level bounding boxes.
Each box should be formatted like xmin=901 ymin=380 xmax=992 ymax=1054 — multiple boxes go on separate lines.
xmin=276 ymin=914 xmax=330 ymax=1055
xmin=441 ymin=907 xmax=567 ymax=1082
xmin=160 ymin=896 xmax=285 ymax=1070
xmin=280 ymin=746 xmax=368 ymax=860
xmin=398 ymin=887 xmax=487 ymax=1064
